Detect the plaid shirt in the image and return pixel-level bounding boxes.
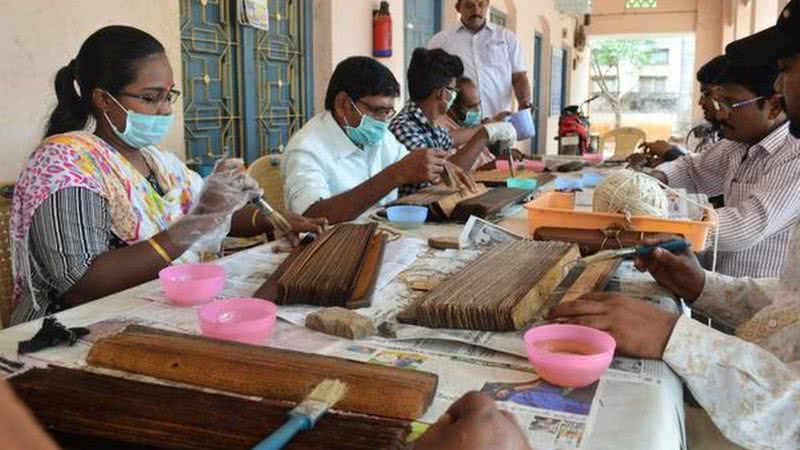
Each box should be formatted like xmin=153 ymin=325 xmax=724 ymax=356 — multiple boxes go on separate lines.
xmin=389 ymin=101 xmax=454 ymax=196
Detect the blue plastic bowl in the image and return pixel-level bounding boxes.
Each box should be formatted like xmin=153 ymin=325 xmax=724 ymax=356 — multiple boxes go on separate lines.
xmin=554 ymin=177 xmax=584 ymax=191
xmin=506 ymin=178 xmax=538 ymax=190
xmin=581 ymin=171 xmax=606 ymax=188
xmin=386 ymin=205 xmax=428 ymax=229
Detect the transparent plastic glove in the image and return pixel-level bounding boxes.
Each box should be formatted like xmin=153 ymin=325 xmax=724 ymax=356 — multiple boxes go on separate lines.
xmin=484 ymin=122 xmax=517 ymax=146
xmin=166 ymin=159 xmax=262 ymax=251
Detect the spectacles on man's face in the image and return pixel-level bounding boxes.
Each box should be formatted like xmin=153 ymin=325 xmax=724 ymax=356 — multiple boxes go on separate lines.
xmin=355 ymin=99 xmax=396 ymax=121
xmin=120 ymin=88 xmax=182 ymax=107
xmin=712 ymin=96 xmax=764 ymax=114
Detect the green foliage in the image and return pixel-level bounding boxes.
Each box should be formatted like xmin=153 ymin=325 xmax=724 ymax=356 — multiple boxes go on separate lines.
xmin=591 ymin=39 xmax=657 ymax=69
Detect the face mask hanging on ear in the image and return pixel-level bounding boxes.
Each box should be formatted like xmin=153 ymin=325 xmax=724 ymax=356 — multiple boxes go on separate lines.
xmin=445 ymin=88 xmax=458 ymax=111
xmin=103 ymin=92 xmax=175 ymax=148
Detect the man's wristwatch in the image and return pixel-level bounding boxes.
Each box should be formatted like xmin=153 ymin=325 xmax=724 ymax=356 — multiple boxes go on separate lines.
xmin=519 ymin=100 xmax=533 ymax=110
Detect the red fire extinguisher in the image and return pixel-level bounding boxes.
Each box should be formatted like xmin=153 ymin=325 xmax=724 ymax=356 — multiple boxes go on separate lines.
xmin=373 ymin=1 xmax=392 ymax=57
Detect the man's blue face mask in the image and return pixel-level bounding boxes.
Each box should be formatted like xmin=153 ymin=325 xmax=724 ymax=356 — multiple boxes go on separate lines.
xmin=344 ymin=98 xmax=389 ymax=147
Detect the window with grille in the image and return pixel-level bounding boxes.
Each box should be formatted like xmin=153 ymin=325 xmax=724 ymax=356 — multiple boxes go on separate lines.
xmin=639 ymin=76 xmax=667 ymax=93
xmin=625 ymin=0 xmax=657 ymax=9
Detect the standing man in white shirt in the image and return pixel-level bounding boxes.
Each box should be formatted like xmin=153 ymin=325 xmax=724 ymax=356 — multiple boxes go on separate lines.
xmin=427 ymin=0 xmax=532 ymax=119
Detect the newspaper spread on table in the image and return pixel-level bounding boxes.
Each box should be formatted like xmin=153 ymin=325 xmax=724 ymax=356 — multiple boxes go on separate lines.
xmin=107 ymin=217 xmax=682 ymax=449
xmin=10 ymin=214 xmax=684 ymax=450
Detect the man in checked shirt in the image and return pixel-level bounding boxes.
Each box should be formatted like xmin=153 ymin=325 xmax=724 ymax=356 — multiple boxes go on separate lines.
xmin=651 ymin=57 xmax=800 ymax=278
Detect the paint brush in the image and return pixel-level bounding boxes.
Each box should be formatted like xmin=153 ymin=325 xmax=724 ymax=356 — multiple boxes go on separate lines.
xmin=578 ymin=239 xmax=690 ymax=265
xmin=253 ymin=197 xmax=293 ymax=236
xmin=251 ymin=379 xmax=348 ymax=450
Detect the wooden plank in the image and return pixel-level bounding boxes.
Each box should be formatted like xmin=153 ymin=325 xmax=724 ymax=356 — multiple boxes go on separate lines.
xmin=86 ymin=325 xmax=437 ymax=421
xmin=10 ymin=366 xmax=410 ymax=450
xmin=450 ymin=187 xmax=532 ymax=222
xmin=539 ymin=259 xmax=621 ymax=318
xmin=391 ymin=184 xmax=488 ymax=220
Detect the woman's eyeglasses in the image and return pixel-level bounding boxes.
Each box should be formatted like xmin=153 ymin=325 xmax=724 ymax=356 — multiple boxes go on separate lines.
xmin=120 ymin=89 xmax=182 ymax=106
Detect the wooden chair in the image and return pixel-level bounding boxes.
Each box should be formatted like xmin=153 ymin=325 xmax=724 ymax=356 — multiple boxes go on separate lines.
xmin=247 ymin=153 xmax=287 ymax=214
xmin=600 ymin=127 xmax=647 ymax=158
xmin=0 ymin=183 xmax=14 ymax=328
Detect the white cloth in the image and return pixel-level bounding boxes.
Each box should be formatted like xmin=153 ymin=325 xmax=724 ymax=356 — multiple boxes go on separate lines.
xmin=658 ymin=123 xmax=800 ymax=278
xmin=428 ymin=22 xmax=526 ymax=118
xmin=661 ymin=221 xmax=800 ymax=450
xmin=282 ymin=111 xmax=409 ymax=214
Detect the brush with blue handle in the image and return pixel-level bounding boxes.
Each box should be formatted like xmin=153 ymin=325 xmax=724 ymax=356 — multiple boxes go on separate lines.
xmin=579 ymin=238 xmax=690 ymax=265
xmin=251 ymin=379 xmax=348 ymax=450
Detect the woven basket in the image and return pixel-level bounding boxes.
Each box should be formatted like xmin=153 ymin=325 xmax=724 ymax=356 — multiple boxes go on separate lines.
xmin=247 ymin=154 xmax=287 ymax=214
xmin=0 ymin=188 xmax=13 ymax=328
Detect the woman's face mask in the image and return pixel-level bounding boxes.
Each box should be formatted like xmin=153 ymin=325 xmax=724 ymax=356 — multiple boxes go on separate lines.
xmin=344 ymin=98 xmax=389 ymax=147
xmin=104 ymin=92 xmax=175 ymax=148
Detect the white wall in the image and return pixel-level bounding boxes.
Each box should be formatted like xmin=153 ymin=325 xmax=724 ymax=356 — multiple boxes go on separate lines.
xmin=0 ymin=0 xmax=183 ymax=182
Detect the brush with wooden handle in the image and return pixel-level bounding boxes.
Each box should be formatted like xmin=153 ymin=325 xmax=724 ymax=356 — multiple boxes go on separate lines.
xmin=251 ymin=379 xmax=348 ymax=450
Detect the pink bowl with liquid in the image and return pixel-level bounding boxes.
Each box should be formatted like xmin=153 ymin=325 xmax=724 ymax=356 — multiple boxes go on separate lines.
xmin=198 ymin=298 xmax=278 ymax=345
xmin=159 ymin=263 xmax=225 ymax=306
xmin=524 ymin=324 xmax=616 ymax=387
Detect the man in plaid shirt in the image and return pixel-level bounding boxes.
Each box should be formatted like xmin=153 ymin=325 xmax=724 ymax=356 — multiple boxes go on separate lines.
xmin=390 ymin=48 xmax=516 ymax=196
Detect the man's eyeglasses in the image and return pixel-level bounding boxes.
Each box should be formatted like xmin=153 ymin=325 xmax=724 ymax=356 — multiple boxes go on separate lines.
xmin=356 ymin=100 xmax=396 ymax=121
xmin=120 ymin=89 xmax=182 ymax=106
xmin=711 ymin=96 xmax=764 ymax=113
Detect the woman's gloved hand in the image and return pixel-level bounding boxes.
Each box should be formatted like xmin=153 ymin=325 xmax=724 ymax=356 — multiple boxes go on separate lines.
xmin=167 ymin=159 xmax=262 ymax=250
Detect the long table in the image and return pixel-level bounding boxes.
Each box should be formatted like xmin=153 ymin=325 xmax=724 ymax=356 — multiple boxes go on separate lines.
xmin=0 ymin=184 xmax=687 ymax=450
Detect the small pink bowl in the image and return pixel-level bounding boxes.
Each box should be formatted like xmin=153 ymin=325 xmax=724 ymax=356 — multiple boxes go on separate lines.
xmin=159 ymin=263 xmax=225 ymax=306
xmin=495 ymin=160 xmax=511 ymax=171
xmin=524 ymin=160 xmax=545 ymax=172
xmin=524 ymin=324 xmax=616 ymax=388
xmin=582 ymin=153 xmax=604 ymax=164
xmin=197 ymin=298 xmax=278 ymax=345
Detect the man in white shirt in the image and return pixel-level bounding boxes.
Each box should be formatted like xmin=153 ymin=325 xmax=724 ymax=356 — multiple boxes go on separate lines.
xmin=427 ymin=0 xmax=531 ymax=118
xmin=282 ymin=56 xmax=474 ymax=224
xmin=550 ymin=6 xmax=800 ymax=448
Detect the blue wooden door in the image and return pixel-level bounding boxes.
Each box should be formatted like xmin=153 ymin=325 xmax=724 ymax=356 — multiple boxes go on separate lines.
xmin=533 ymin=33 xmax=543 ymax=153
xmin=180 ymin=0 xmax=310 ymax=172
xmin=404 ymin=0 xmax=441 ymax=77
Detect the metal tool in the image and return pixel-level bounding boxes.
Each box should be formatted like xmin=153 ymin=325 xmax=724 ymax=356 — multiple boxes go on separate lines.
xmin=578 ymin=239 xmax=690 ymax=265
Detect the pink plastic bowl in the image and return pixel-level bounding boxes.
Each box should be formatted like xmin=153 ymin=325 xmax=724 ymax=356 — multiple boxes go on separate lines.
xmin=495 ymin=160 xmax=511 ymax=171
xmin=582 ymin=153 xmax=604 ymax=164
xmin=159 ymin=263 xmax=225 ymax=306
xmin=524 ymin=160 xmax=545 ymax=172
xmin=524 ymin=324 xmax=616 ymax=388
xmin=197 ymin=298 xmax=278 ymax=345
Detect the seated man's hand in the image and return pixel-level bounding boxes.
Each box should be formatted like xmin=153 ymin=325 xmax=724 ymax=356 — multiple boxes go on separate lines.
xmin=484 ymin=122 xmax=517 ymax=146
xmin=439 ymin=160 xmax=478 ymax=192
xmin=634 ymin=238 xmax=705 ymax=302
xmin=638 ymin=140 xmax=673 ymax=158
xmin=413 ymin=392 xmax=532 ymax=450
xmin=548 ymin=292 xmax=679 ymax=359
xmin=393 ymin=149 xmax=448 ymax=185
xmin=284 ymin=213 xmax=327 ymax=247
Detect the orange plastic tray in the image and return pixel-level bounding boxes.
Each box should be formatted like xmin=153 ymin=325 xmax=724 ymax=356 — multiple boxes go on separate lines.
xmin=524 ymin=192 xmax=718 ymax=250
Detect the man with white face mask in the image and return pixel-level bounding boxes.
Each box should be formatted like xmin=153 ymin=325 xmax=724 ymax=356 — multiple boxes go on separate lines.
xmin=282 ymin=56 xmax=476 ymax=224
